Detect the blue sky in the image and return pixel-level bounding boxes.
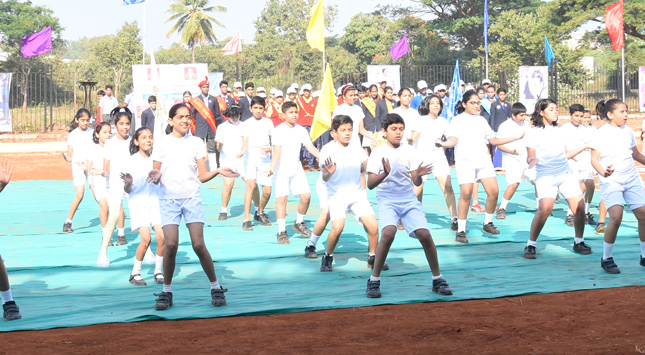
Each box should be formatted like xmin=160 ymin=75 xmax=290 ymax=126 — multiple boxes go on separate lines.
xmin=31 ymin=0 xmax=419 ymax=50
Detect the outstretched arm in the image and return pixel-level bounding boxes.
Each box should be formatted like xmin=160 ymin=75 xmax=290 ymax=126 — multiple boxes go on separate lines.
xmin=0 ymin=159 xmax=14 ymax=193
xmin=367 ymin=158 xmax=390 ymax=190
xmin=436 ymin=136 xmax=458 ymax=148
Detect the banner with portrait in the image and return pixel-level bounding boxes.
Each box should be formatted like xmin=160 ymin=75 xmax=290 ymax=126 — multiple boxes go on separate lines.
xmin=519 ymin=66 xmax=548 ymax=114
xmin=0 ymin=73 xmax=12 ymax=133
xmin=367 ymin=65 xmax=401 ymax=93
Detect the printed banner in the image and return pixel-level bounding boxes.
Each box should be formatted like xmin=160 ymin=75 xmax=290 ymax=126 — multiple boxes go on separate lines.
xmin=639 ymin=66 xmax=645 ymax=112
xmin=0 ymin=73 xmax=12 ymax=133
xmin=366 ymin=65 xmax=401 ymax=93
xmin=519 ymin=66 xmax=548 ymax=114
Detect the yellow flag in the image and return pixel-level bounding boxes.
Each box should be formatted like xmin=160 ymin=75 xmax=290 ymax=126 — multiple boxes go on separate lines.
xmin=311 ymin=63 xmax=337 ymax=140
xmin=306 ymin=0 xmax=324 ymax=51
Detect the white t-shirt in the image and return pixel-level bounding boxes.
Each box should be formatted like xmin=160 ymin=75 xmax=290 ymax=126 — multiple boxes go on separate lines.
xmin=446 ymin=113 xmax=495 ymax=167
xmin=497 ymin=119 xmax=530 ymax=163
xmin=415 ymin=115 xmax=448 ymax=157
xmin=367 ymin=143 xmax=419 ymax=203
xmin=332 ymin=103 xmax=364 ymax=145
xmin=241 ymin=116 xmax=274 ymax=156
xmin=272 ymin=122 xmax=313 ymax=177
xmin=99 ymin=95 xmax=119 ymax=114
xmin=87 ymin=143 xmax=105 ymax=172
xmin=390 ymin=106 xmax=421 ymax=144
xmin=153 ymin=134 xmax=206 ymax=199
xmin=67 ymin=127 xmax=93 ymax=163
xmin=561 ymin=122 xmax=591 ymax=163
xmin=126 ymin=152 xmax=159 ymax=207
xmin=104 ymin=136 xmax=132 ymax=190
xmin=590 ymin=124 xmax=638 ymax=184
xmin=319 ymin=141 xmax=367 ymax=199
xmin=215 ymin=120 xmax=244 ymax=163
xmin=525 ymin=125 xmax=570 ymax=177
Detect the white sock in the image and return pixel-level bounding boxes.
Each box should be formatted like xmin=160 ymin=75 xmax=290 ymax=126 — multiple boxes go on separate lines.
xmin=253 ymin=205 xmax=259 ymax=213
xmin=457 ymin=219 xmax=466 ymax=233
xmin=585 ymin=203 xmax=590 ymax=214
xmin=567 ymin=208 xmax=573 ymax=216
xmin=131 ymin=259 xmax=142 ymax=275
xmin=500 ymin=198 xmax=510 ymax=210
xmin=221 ymin=207 xmax=228 ymax=213
xmin=162 ymin=284 xmax=172 ymax=293
xmin=640 ymin=241 xmax=645 ymax=258
xmin=210 ymin=280 xmax=220 ymax=289
xmin=527 ymin=240 xmax=537 ymax=247
xmin=484 ymin=213 xmax=494 ymax=224
xmin=574 ymin=237 xmax=584 ymax=244
xmin=295 ymin=213 xmax=305 ymax=224
xmin=603 ymin=242 xmax=614 ymax=260
xmin=431 ymin=274 xmax=443 ymax=280
xmin=308 ymin=234 xmax=320 ymax=246
xmin=0 ymin=289 xmax=13 ymax=304
xmin=369 ymin=276 xmax=380 ymax=281
xmin=277 ymin=219 xmax=286 ymax=232
xmin=155 ymin=255 xmax=163 ymax=274
xmin=118 ymin=228 xmax=125 ymax=236
xmin=66 ymin=219 xmax=72 ymax=224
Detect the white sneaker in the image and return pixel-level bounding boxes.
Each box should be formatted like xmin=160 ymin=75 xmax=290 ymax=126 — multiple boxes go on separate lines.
xmin=97 ymin=255 xmax=111 ymax=268
xmin=145 ymin=247 xmax=156 ymax=265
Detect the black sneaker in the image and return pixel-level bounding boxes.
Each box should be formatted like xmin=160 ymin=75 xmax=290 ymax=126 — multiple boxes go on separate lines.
xmin=292 ymin=222 xmax=312 ymax=237
xmin=594 ymin=223 xmax=606 ymax=235
xmin=218 ymin=212 xmax=227 ymax=221
xmin=304 ymin=245 xmax=317 ymax=259
xmin=573 ymin=241 xmax=592 ymax=255
xmin=482 ymin=222 xmax=500 ymax=235
xmin=129 ymin=274 xmax=147 ymax=286
xmin=277 ymin=231 xmax=290 ymax=245
xmin=2 ymin=301 xmax=21 ymax=321
xmin=450 ymin=219 xmax=458 ymax=231
xmin=585 ymin=213 xmax=597 ymax=225
xmin=116 ymin=234 xmax=127 ymax=246
xmin=367 ymin=254 xmax=389 ymax=271
xmin=242 ymin=220 xmax=253 ymax=231
xmin=640 ymin=255 xmax=645 ymax=267
xmin=524 ymin=245 xmax=537 ymax=259
xmin=496 ymin=208 xmax=506 ymax=220
xmin=320 ymin=254 xmax=333 ymax=272
xmin=366 ymin=279 xmax=382 ymax=298
xmin=63 ymin=222 xmax=73 ymax=233
xmin=432 ymin=277 xmax=453 ymax=295
xmin=455 ymin=231 xmax=468 ymax=243
xmin=211 ymin=286 xmax=228 ymax=307
xmin=601 ymin=257 xmax=620 ymax=274
xmin=154 ymin=291 xmax=173 ymax=310
xmin=254 ymin=212 xmax=271 ymax=226
xmin=565 ymin=214 xmax=575 ymax=227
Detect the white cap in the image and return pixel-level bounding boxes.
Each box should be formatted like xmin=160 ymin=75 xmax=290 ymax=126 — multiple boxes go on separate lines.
xmin=459 ymin=80 xmax=465 ymax=86
xmin=275 ymin=90 xmax=284 ymax=97
xmin=286 ymin=87 xmax=297 ymax=95
xmin=362 ymin=82 xmax=370 ymax=88
xmin=302 ymin=83 xmax=313 ymax=91
xmin=257 ymin=86 xmax=266 ymax=93
xmin=236 ymin=91 xmax=245 ymax=97
xmin=337 ymin=87 xmax=343 ymax=96
xmin=233 ymin=81 xmax=242 ymax=88
xmin=434 ymin=84 xmax=447 ymax=92
xmin=409 ymin=88 xmax=416 ymax=95
xmin=291 ymin=82 xmax=299 ymax=89
xmin=312 ymin=90 xmax=321 ymax=98
xmin=269 ymin=88 xmax=276 ymax=95
xmin=258 ymin=92 xmax=267 ymax=98
xmin=464 ymin=85 xmax=475 ymax=92
xmin=482 ymin=78 xmax=491 ymax=85
xmin=417 ymin=80 xmax=428 ymax=90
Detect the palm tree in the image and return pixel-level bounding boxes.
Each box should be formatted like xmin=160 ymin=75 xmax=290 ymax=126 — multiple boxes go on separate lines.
xmin=165 ymin=0 xmax=226 ymax=63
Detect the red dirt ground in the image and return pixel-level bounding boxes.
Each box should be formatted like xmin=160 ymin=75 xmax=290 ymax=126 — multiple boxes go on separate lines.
xmin=1 ymin=152 xmax=644 ymax=354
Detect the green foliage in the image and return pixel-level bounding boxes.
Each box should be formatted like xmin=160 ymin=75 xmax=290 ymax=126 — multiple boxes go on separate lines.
xmin=165 ymin=0 xmax=226 ymax=62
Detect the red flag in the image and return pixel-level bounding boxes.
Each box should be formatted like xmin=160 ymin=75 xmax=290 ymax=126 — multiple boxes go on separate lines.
xmin=605 ymin=0 xmax=624 ymax=51
xmin=221 ymin=32 xmax=242 ymax=56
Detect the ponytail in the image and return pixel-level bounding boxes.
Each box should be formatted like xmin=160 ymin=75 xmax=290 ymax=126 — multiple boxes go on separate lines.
xmin=595 ymin=99 xmax=624 ymax=120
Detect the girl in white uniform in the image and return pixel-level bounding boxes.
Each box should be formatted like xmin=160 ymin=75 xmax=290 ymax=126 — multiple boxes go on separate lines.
xmin=215 ymin=104 xmax=246 ymax=221
xmin=86 ymin=122 xmax=112 ymax=238
xmin=122 ymin=127 xmax=165 ymax=286
xmin=63 ymin=109 xmax=93 ymax=233
xmin=524 ymin=99 xmax=592 ymax=259
xmin=591 ymin=99 xmax=645 ymax=273
xmin=390 ymin=88 xmax=420 ymax=146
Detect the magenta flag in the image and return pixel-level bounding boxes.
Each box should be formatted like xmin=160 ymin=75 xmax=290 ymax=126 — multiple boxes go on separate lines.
xmin=21 ymin=27 xmax=52 ymax=58
xmin=390 ymin=35 xmax=409 ymax=61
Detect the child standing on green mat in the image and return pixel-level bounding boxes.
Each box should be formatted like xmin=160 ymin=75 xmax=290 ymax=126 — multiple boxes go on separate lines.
xmin=0 ymin=159 xmax=21 ymax=320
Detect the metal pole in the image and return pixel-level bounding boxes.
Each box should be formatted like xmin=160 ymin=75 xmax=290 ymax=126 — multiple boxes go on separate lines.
xmin=485 ymin=52 xmax=488 ymax=80
xmin=142 ymin=1 xmax=146 ymax=64
xmin=621 ymin=47 xmax=625 ymax=102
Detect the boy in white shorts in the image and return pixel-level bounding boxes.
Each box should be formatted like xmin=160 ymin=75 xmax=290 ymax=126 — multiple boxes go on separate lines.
xmin=268 ymin=101 xmax=320 ymax=244
xmin=240 ymin=96 xmax=274 ymax=231
xmin=215 ymin=103 xmax=246 ymax=221
xmin=319 ymin=115 xmax=381 ymax=272
xmin=365 ymin=113 xmax=452 ymax=298
xmin=495 ymin=103 xmax=536 ymax=219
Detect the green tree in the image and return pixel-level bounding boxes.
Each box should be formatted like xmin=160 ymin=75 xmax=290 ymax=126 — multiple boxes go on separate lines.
xmin=165 ymin=0 xmax=226 ymax=63
xmin=339 ymin=13 xmax=394 ymax=65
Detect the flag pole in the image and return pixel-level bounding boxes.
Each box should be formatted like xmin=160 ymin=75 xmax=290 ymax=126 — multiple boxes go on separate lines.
xmin=485 ymin=53 xmax=488 ymax=80
xmin=621 ymin=47 xmax=625 ymax=102
xmin=142 ymin=1 xmax=146 ymax=64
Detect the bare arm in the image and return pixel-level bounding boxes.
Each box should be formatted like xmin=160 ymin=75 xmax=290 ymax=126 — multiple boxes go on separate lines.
xmin=565 ymin=145 xmax=588 ymax=160
xmin=359 ymin=120 xmax=375 ymax=140
xmin=102 ymin=159 xmax=111 ymax=177
xmin=437 ymin=136 xmax=458 ymax=148
xmin=496 ymin=143 xmax=519 ymax=155
xmin=0 ymin=159 xmax=14 ymax=193
xmin=305 ymin=143 xmax=320 ymax=160
xmin=489 ymin=132 xmax=523 ymax=146
xmin=239 ymin=136 xmax=249 ymax=157
xmin=526 ymin=147 xmax=539 ymax=169
xmin=367 ymin=158 xmax=390 ymax=190
xmin=632 ymin=146 xmax=645 ymax=165
xmin=197 ymin=157 xmax=240 ymax=183
xmin=268 ymin=145 xmax=281 ymax=176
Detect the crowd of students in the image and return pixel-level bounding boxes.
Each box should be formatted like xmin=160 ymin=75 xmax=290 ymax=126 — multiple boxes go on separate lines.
xmin=1 ymin=75 xmax=642 ymax=320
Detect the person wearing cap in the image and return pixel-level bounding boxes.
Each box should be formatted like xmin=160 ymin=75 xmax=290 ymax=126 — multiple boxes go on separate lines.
xmin=482 ymin=78 xmax=492 ymax=91
xmin=336 ymin=85 xmax=346 ymax=106
xmin=410 ymin=80 xmax=429 ymax=110
xmin=194 ymin=77 xmax=222 ymax=169
xmin=233 ymin=81 xmax=243 ymax=103
xmin=269 ymin=88 xmax=277 ymax=103
xmin=257 ymin=87 xmax=267 ymax=99
xmin=217 ymin=80 xmax=236 ymax=122
xmin=238 ymin=82 xmax=255 ymax=121
xmin=434 ymin=84 xmax=449 ymax=118
xmin=296 ymin=83 xmax=318 ymax=170
xmin=286 ymin=87 xmax=297 ymax=103
xmin=265 ymin=90 xmax=284 ymax=127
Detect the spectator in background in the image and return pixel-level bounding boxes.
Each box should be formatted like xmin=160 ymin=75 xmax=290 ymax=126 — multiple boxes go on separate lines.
xmin=410 ymin=80 xmax=429 ymax=110
xmin=99 ymin=85 xmax=119 ymax=126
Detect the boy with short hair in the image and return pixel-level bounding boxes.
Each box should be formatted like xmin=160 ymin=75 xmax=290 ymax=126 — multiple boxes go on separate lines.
xmin=268 ymin=101 xmax=320 ymax=244
xmin=495 ymin=103 xmax=537 ymax=219
xmin=365 ymin=114 xmax=452 ymax=298
xmin=215 ymin=103 xmax=245 ymax=221
xmin=141 ymin=95 xmax=157 ymax=132
xmin=319 ymin=115 xmax=383 ymax=272
xmin=99 ymin=85 xmax=119 ymax=125
xmin=240 ymin=96 xmax=274 ymax=231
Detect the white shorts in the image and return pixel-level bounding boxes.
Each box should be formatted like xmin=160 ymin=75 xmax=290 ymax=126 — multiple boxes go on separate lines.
xmin=244 ymin=153 xmax=272 ymax=186
xmin=220 ymin=156 xmax=245 ymax=176
xmin=535 ymin=170 xmax=582 ymax=200
xmin=455 ymin=162 xmax=496 ymax=185
xmin=275 ymin=171 xmax=310 ymax=198
xmin=316 ymin=176 xmax=328 ymax=209
xmin=600 ymin=174 xmax=645 ymax=211
xmin=505 ymin=161 xmax=536 ymax=185
xmin=160 ymin=196 xmax=205 ymax=226
xmin=328 ymin=192 xmax=375 ymax=221
xmin=421 ymin=152 xmax=451 ymax=182
xmin=568 ymin=160 xmax=594 ymax=181
xmin=90 ymin=175 xmax=108 ymax=201
xmin=72 ymin=163 xmax=87 ymax=186
xmin=378 ymin=199 xmax=428 ymax=238
xmin=129 ymin=199 xmax=162 ymax=232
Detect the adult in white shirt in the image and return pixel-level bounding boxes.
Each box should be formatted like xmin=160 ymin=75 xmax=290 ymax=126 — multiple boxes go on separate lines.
xmin=98 ymin=85 xmax=119 ymax=125
xmin=524 ymin=98 xmax=592 ymax=259
xmin=215 ymin=103 xmax=246 ymax=221
xmin=439 ymin=90 xmax=523 ymax=244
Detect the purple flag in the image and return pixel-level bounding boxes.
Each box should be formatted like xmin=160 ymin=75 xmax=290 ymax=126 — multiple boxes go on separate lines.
xmin=390 ymin=35 xmax=409 ymax=61
xmin=21 ymin=27 xmax=52 ymax=58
